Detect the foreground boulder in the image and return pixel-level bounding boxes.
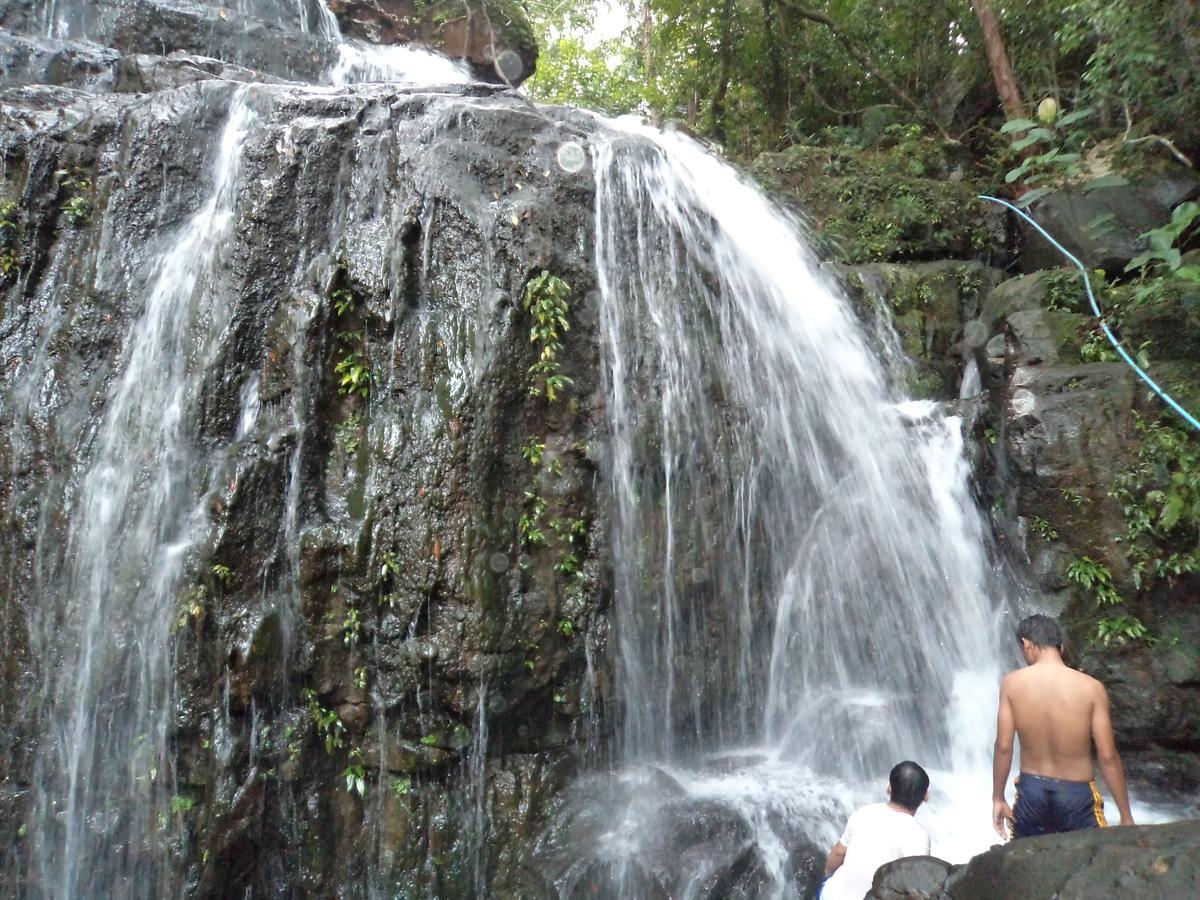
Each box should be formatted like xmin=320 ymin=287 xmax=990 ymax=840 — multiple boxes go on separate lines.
xmin=868 ymin=820 xmax=1200 ymax=899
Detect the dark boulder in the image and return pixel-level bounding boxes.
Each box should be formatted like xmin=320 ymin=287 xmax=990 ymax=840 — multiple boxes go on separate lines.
xmin=868 ymin=820 xmax=1200 ymax=899
xmin=1018 ymin=170 xmax=1200 ymax=274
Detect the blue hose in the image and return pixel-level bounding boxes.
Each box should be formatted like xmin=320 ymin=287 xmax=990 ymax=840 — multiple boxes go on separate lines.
xmin=977 ymin=193 xmax=1200 ymax=432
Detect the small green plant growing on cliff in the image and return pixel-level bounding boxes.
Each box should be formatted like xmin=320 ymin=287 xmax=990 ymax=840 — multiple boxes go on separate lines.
xmin=55 ymin=168 xmax=92 ymax=225
xmin=392 ymin=777 xmax=411 ymax=796
xmin=521 ymin=436 xmax=545 ymax=467
xmin=342 ymin=607 xmax=362 ymax=647
xmin=353 ymin=666 xmax=368 ymax=690
xmin=1060 ymin=487 xmax=1086 ymax=506
xmin=419 ymin=733 xmax=438 ymax=746
xmin=523 ymin=271 xmax=573 ymax=401
xmin=519 ymin=491 xmax=548 ymax=545
xmin=343 ymin=747 xmax=367 ymax=796
xmin=556 ymin=618 xmax=574 ymax=638
xmin=1030 ymin=516 xmax=1058 ymax=541
xmin=211 ymin=563 xmax=232 ymax=584
xmin=1065 ymin=556 xmax=1121 ymax=605
xmin=1111 ymin=416 xmax=1200 ymax=587
xmin=303 ymin=689 xmax=345 ymax=754
xmin=1095 ymin=614 xmax=1150 ymax=646
xmin=0 ymin=200 xmax=20 ymax=275
xmin=169 ymin=795 xmax=194 ymax=815
xmin=334 ymin=331 xmax=370 ymax=398
xmin=379 ymin=550 xmax=401 ymax=581
xmin=335 ymin=413 xmax=362 ymax=456
xmin=331 ymin=285 xmax=356 ymax=317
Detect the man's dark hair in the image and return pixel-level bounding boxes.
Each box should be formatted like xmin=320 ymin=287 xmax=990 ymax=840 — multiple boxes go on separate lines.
xmin=1017 ymin=613 xmax=1063 ymax=650
xmin=889 ymin=760 xmax=929 ymax=812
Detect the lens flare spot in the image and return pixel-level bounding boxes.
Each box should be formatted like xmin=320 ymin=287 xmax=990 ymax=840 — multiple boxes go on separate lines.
xmin=494 ymin=50 xmax=524 ymax=83
xmin=556 ymin=141 xmax=587 ymax=174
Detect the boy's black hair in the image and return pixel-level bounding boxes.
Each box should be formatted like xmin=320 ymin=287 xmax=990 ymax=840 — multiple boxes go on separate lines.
xmin=889 ymin=760 xmax=929 ymax=812
xmin=1017 ymin=614 xmax=1063 ymax=650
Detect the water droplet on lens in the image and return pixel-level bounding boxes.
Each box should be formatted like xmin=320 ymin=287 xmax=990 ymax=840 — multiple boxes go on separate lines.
xmin=556 ymin=141 xmax=586 ymax=174
xmin=488 ymin=552 xmax=510 ymax=573
xmin=517 ymin=553 xmax=533 ymax=569
xmin=501 ymin=506 xmax=517 ymax=522
xmin=494 ymin=50 xmax=523 ymax=83
xmin=1010 ymin=388 xmax=1037 ymax=417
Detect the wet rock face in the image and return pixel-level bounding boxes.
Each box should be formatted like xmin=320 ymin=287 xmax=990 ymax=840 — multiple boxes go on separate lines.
xmin=0 ymin=31 xmax=606 ymax=896
xmin=327 ymin=0 xmax=539 ymax=85
xmin=0 ymin=0 xmax=537 ymax=86
xmin=868 ymin=819 xmax=1200 ymax=899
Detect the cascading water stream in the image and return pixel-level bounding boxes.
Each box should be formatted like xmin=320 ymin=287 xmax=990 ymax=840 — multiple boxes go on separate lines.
xmin=29 ymin=87 xmax=258 ymax=898
xmin=579 ymin=120 xmax=1020 ymax=894
xmin=577 ymin=118 xmax=1188 ymax=897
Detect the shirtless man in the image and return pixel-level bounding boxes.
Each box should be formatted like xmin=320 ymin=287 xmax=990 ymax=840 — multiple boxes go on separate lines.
xmin=992 ymin=614 xmax=1134 ymax=839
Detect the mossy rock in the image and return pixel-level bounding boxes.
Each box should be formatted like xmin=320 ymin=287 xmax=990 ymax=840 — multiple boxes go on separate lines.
xmin=754 ymin=141 xmax=1004 ymax=263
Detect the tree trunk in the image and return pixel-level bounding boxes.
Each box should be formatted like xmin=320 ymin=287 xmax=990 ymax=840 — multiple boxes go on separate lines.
xmin=710 ymin=0 xmax=735 ymax=145
xmin=970 ymin=0 xmax=1023 ymax=120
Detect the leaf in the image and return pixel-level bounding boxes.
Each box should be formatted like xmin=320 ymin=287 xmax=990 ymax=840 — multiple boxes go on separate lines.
xmin=1056 ymin=107 xmax=1095 ymax=127
xmin=1011 ymin=129 xmax=1054 ymax=151
xmin=1000 ymin=118 xmax=1038 ymax=134
xmin=1173 ymin=264 xmax=1200 ymax=284
xmin=1160 ymin=493 xmax=1184 ymax=531
xmin=1082 ymin=175 xmax=1130 ymax=192
xmin=1016 ymin=186 xmax=1054 ymax=207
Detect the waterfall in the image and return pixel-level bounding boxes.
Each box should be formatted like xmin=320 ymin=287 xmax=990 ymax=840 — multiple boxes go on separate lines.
xmin=28 ymin=86 xmax=258 ymax=899
xmin=579 ymin=119 xmax=1013 ymax=894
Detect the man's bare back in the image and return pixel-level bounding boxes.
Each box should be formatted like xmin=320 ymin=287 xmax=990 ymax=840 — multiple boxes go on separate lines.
xmin=992 ymin=614 xmax=1133 ymax=838
xmin=1003 ymin=663 xmax=1102 ymax=782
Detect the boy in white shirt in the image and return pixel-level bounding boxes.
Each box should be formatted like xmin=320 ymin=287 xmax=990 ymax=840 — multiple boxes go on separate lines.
xmin=820 ymin=761 xmax=932 ymax=900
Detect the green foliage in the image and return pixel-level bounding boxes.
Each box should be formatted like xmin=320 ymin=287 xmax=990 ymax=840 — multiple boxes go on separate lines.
xmin=1111 ymin=416 xmax=1200 ymax=587
xmin=211 ymin=563 xmax=232 ymax=584
xmin=1030 ymin=516 xmax=1058 ymax=542
xmin=169 ymin=795 xmax=194 ymax=815
xmin=521 ymin=436 xmax=545 ymax=467
xmin=1125 ymin=202 xmax=1200 ymax=283
xmin=0 ymin=200 xmax=20 ymax=276
xmin=342 ymin=606 xmax=362 ymax=647
xmin=342 ymin=747 xmax=367 ymax=796
xmin=1095 ymin=613 xmax=1150 ymax=646
xmin=335 ymin=412 xmax=362 ymax=457
xmin=392 ymin=776 xmax=411 ymax=796
xmin=334 ymin=331 xmax=370 ymax=398
xmin=519 ymin=491 xmax=548 ymax=546
xmin=331 ymin=285 xmax=356 ymax=317
xmin=303 ymin=689 xmax=345 ymax=754
xmin=523 ymin=271 xmax=573 ymax=402
xmin=1058 ymin=0 xmax=1200 ymax=146
xmin=556 ymin=618 xmax=574 ymax=638
xmin=1060 ymin=487 xmax=1086 ymax=506
xmin=1000 ymin=109 xmax=1096 ymax=207
xmin=55 ymin=168 xmax=92 ymax=225
xmin=379 ymin=550 xmax=401 ymax=581
xmin=1065 ymin=555 xmax=1121 ymax=605
xmin=419 ymin=733 xmax=438 ymax=746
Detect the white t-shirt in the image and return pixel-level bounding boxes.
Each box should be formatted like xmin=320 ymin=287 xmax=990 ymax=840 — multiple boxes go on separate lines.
xmin=821 ymin=803 xmax=931 ymax=900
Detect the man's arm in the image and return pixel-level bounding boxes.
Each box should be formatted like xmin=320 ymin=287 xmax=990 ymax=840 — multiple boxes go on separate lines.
xmin=823 ymin=841 xmax=847 ymax=877
xmin=992 ymin=675 xmax=1016 ymax=838
xmin=1092 ymin=682 xmax=1134 ymax=825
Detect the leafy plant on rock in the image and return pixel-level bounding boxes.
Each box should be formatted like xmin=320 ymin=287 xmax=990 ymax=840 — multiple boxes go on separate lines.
xmin=523 ymin=271 xmax=573 ymax=402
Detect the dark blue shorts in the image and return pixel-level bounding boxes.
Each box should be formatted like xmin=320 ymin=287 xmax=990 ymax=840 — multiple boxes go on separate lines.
xmin=1013 ymin=772 xmax=1106 ymax=838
